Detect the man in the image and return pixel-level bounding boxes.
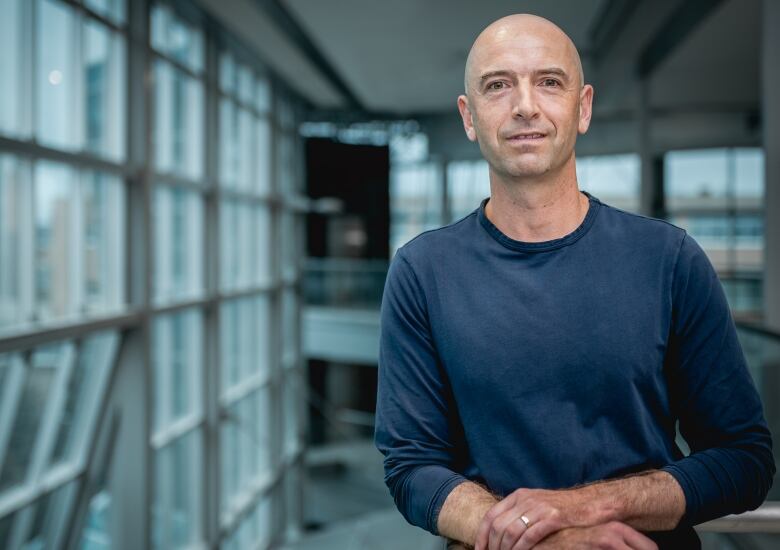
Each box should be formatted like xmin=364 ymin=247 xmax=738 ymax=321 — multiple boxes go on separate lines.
xmin=374 ymin=13 xmax=774 ymax=550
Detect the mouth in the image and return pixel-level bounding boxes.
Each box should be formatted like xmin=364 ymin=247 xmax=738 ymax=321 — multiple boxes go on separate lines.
xmin=506 ymin=132 xmax=546 ymax=142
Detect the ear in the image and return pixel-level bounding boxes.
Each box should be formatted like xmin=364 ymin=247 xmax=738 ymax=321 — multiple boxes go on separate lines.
xmin=457 ymin=94 xmax=478 ymax=142
xmin=577 ymin=84 xmax=594 ymax=134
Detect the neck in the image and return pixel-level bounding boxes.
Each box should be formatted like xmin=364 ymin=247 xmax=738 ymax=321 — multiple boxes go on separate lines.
xmin=484 ymin=162 xmax=589 ymax=243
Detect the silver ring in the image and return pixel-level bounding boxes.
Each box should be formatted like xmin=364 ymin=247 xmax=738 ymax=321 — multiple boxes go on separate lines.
xmin=520 ymin=515 xmax=531 ymax=528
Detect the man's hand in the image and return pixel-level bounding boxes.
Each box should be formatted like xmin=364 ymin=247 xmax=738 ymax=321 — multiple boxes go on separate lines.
xmin=474 ymin=471 xmax=684 ymax=550
xmin=534 ymin=522 xmax=658 ymax=550
xmin=474 ymin=487 xmax=595 ymax=550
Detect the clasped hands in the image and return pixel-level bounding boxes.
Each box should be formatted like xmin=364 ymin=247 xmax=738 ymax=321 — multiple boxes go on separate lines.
xmin=472 ymin=487 xmax=657 ymax=550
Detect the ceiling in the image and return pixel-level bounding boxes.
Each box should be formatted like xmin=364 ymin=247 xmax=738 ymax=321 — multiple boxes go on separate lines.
xmin=281 ymin=0 xmax=607 ymax=114
xmin=201 ymin=0 xmax=763 ymax=119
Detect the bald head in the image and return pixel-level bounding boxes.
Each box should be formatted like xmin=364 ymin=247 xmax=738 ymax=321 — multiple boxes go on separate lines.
xmin=464 ymin=14 xmax=584 ymax=94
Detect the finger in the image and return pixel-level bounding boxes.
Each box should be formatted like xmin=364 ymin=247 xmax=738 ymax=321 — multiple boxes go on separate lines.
xmin=489 ymin=509 xmax=527 ymax=550
xmin=498 ymin=515 xmax=531 ymax=550
xmin=512 ymin=518 xmax=564 ymax=550
xmin=476 ymin=495 xmax=517 ymax=550
xmin=620 ymin=526 xmax=658 ymax=550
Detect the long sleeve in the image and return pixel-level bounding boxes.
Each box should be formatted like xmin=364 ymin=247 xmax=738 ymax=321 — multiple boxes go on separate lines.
xmin=374 ymin=249 xmax=468 ymax=535
xmin=660 ymin=233 xmax=775 ymax=525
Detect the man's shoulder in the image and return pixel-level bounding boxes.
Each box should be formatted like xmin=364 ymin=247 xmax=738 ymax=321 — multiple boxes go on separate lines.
xmin=596 ymin=199 xmax=686 ymax=243
xmin=396 ymin=210 xmax=480 ymax=266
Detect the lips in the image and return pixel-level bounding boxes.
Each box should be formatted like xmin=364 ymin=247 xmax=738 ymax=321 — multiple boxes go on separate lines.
xmin=507 ymin=132 xmax=546 ymax=140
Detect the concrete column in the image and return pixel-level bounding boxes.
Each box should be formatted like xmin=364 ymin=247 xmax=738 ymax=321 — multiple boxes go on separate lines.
xmin=638 ymin=79 xmax=663 ymax=218
xmin=763 ymin=0 xmax=780 ymax=330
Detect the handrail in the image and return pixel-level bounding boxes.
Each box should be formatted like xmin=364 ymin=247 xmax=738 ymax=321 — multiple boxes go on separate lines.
xmin=697 ymin=502 xmax=780 ymax=532
xmin=735 ymin=320 xmax=780 ymax=341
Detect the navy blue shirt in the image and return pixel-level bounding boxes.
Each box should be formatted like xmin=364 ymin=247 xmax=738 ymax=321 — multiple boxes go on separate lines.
xmin=374 ymin=192 xmax=773 ymax=546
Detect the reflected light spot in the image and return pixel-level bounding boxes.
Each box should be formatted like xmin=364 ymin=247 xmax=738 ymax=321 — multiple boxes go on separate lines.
xmin=48 ymin=70 xmax=63 ymax=85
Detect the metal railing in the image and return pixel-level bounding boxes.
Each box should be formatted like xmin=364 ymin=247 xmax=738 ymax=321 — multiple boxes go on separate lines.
xmin=304 ymin=257 xmax=389 ymax=308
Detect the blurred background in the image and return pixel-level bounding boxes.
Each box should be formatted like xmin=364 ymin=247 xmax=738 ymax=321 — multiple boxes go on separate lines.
xmin=0 ymin=0 xmax=779 ymax=548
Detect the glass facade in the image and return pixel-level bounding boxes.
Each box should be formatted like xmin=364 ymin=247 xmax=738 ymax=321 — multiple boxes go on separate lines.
xmin=0 ymin=0 xmax=304 ymax=548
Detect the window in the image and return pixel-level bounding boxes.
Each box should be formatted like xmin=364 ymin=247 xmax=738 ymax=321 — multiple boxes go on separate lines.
xmin=577 ymin=154 xmax=640 ymax=212
xmin=153 ymin=186 xmax=204 ymax=304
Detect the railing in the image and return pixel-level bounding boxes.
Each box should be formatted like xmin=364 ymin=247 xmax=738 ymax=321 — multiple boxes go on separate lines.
xmin=303 ymin=258 xmax=389 ymax=309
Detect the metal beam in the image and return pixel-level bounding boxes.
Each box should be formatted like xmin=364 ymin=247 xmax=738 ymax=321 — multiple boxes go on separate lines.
xmin=256 ymin=0 xmax=366 ymax=111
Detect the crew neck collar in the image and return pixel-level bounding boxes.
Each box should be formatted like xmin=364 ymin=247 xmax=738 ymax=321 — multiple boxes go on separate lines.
xmin=478 ymin=191 xmax=601 ymax=253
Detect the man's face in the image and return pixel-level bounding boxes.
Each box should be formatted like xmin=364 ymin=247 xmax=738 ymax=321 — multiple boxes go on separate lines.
xmin=458 ymin=20 xmax=593 ymax=180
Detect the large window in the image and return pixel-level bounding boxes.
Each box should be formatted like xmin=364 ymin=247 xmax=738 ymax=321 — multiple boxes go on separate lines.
xmin=665 ymin=148 xmax=765 ymax=318
xmin=0 ymin=0 xmax=305 ymax=548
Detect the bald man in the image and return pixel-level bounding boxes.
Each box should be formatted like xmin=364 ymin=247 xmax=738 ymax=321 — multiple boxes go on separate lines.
xmin=374 ymin=14 xmax=773 ymax=550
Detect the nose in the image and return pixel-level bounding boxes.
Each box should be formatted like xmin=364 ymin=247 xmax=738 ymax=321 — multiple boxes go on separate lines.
xmin=511 ymin=82 xmax=540 ymax=120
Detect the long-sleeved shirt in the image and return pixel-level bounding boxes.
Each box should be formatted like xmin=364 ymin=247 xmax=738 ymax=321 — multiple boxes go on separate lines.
xmin=374 ymin=192 xmax=774 ymax=547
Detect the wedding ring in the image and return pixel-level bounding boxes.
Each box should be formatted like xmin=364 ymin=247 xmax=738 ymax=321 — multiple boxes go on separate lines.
xmin=520 ymin=515 xmax=531 ymax=528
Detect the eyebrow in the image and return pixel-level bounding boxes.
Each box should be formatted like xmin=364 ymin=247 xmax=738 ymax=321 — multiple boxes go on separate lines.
xmin=478 ymin=67 xmax=571 ymax=86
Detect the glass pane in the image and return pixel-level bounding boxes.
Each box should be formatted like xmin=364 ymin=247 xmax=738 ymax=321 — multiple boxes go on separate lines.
xmin=666 ymin=148 xmax=729 ymax=207
xmin=153 ymin=186 xmax=204 ymax=304
xmin=0 ymin=343 xmax=69 ymax=492
xmin=153 ymin=60 xmax=204 ymax=180
xmin=283 ymin=371 xmax=301 ymax=455
xmin=83 ymin=172 xmax=125 ymax=314
xmin=255 ymin=294 xmax=271 ymax=378
xmin=150 ymin=5 xmax=203 ymax=73
xmin=390 ymin=162 xmax=443 ymax=253
xmin=447 ymin=160 xmax=489 ymax=221
xmin=84 ymin=0 xmax=126 ymax=26
xmin=256 ymin=118 xmax=271 ymax=195
xmin=79 ymin=488 xmax=112 ymax=550
xmin=280 ymin=211 xmax=298 ymax=279
xmin=256 ymin=75 xmax=271 ymax=113
xmin=237 ymin=108 xmax=253 ymax=192
xmin=35 ymin=161 xmax=78 ymax=322
xmin=0 ymin=0 xmax=31 ymax=138
xmin=220 ymin=300 xmax=240 ymax=392
xmin=84 ymin=19 xmax=127 ymax=162
xmin=256 ymin=207 xmax=272 ymax=286
xmin=21 ymin=482 xmax=76 ymax=550
xmin=282 ymin=289 xmax=298 ymax=365
xmin=219 ymin=52 xmax=235 ymax=95
xmin=577 ymin=154 xmax=640 ymax=212
xmin=735 ymin=148 xmax=764 ymax=201
xmin=0 ymin=511 xmax=13 ymax=548
xmin=0 ymin=156 xmax=33 ymax=332
xmin=153 ymin=309 xmax=203 ymax=432
xmin=237 ymin=64 xmax=253 ymax=105
xmin=276 ymin=133 xmax=294 ymax=195
xmin=219 ymin=99 xmax=238 ymax=188
xmin=153 ymin=429 xmax=203 ymax=549
xmin=37 ymin=0 xmax=81 ymax=151
xmin=51 ymin=331 xmax=118 ymax=467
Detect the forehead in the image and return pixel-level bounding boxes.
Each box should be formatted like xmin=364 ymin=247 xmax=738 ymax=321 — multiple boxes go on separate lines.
xmin=469 ymin=28 xmax=576 ymax=78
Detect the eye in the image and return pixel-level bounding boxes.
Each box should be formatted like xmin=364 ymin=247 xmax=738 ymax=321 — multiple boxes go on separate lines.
xmin=486 ymin=81 xmax=507 ymax=91
xmin=542 ymin=78 xmax=561 ymax=87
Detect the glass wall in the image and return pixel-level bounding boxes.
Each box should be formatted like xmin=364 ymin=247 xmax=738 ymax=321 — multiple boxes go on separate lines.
xmin=665 ymin=148 xmax=764 ymax=318
xmin=0 ymin=0 xmax=305 ymax=548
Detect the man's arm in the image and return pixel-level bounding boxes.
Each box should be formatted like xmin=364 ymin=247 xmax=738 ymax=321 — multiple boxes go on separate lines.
xmin=438 ymin=477 xmax=667 ymax=550
xmin=438 ymin=482 xmax=499 ymax=546
xmin=473 ymin=470 xmax=683 ymax=550
xmin=375 ymin=249 xmax=470 ymax=534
